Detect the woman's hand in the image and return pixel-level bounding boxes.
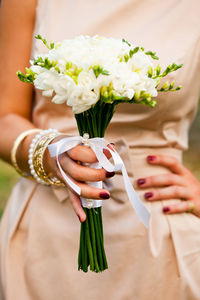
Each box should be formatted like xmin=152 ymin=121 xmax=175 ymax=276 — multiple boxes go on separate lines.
xmin=44 ymin=135 xmax=115 ymax=222
xmin=137 ymin=155 xmax=200 ymax=217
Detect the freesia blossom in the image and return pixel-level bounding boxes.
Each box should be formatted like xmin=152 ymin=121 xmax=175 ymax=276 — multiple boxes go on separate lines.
xmin=18 ymin=35 xmax=181 ymax=113
xmin=34 ymin=69 xmax=58 ymax=97
xmin=67 ymin=85 xmax=99 ymax=114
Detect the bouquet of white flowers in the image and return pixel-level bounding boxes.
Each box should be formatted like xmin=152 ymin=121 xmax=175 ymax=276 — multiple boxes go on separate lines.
xmin=17 ymin=35 xmax=182 ymax=273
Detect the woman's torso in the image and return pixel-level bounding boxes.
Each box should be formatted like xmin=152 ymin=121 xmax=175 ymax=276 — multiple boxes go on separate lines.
xmin=31 ymin=0 xmax=200 ymax=151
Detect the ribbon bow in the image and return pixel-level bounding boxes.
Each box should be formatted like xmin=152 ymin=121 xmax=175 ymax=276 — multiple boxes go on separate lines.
xmin=48 ymin=134 xmax=150 ymax=228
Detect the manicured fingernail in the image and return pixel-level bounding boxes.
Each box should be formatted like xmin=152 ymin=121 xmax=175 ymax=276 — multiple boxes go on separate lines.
xmin=144 ymin=192 xmax=153 ymax=199
xmin=137 ymin=178 xmax=146 ymax=185
xmin=100 ymin=192 xmax=110 ymax=199
xmin=163 ymin=207 xmax=170 ymax=213
xmin=147 ymin=155 xmax=156 ymax=162
xmin=106 ymin=171 xmax=115 ymax=178
xmin=108 ymin=143 xmax=116 ymax=150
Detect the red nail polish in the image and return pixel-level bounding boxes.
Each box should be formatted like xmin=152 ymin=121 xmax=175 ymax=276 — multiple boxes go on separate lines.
xmin=137 ymin=178 xmax=146 ymax=185
xmin=163 ymin=207 xmax=170 ymax=213
xmin=106 ymin=171 xmax=115 ymax=178
xmin=100 ymin=192 xmax=110 ymax=199
xmin=144 ymin=192 xmax=153 ymax=199
xmin=147 ymin=155 xmax=156 ymax=162
xmin=107 ymin=143 xmax=116 ymax=151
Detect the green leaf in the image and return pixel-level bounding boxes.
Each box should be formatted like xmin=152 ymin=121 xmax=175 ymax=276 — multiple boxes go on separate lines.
xmin=16 ymin=70 xmax=35 ymax=83
xmin=122 ymin=38 xmax=131 ymax=47
xmin=50 ymin=41 xmax=55 ymax=49
xmin=169 ymin=81 xmax=175 ymax=90
xmin=153 ymin=63 xmax=183 ymax=80
xmin=145 ymin=50 xmax=159 ymax=60
xmin=129 ymin=47 xmax=140 ymax=58
xmin=156 ymin=64 xmax=161 ymax=76
xmin=124 ymin=54 xmax=129 ymax=62
xmin=92 ymin=65 xmax=110 ymax=78
xmin=35 ymin=34 xmax=55 ymax=50
xmin=33 ymin=56 xmax=57 ymax=70
xmin=147 ymin=66 xmax=153 ymax=78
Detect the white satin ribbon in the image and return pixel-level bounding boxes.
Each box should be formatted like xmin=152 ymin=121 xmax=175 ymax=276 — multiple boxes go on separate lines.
xmin=48 ymin=134 xmax=150 ymax=228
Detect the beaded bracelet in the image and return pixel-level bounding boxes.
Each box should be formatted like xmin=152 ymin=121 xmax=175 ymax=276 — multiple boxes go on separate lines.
xmin=11 ymin=128 xmax=41 ymax=179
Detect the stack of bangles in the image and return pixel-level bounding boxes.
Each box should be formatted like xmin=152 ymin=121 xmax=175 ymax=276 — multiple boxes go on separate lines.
xmin=11 ymin=128 xmax=65 ymax=187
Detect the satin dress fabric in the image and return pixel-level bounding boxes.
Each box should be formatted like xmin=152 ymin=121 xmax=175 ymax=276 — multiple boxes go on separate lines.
xmin=1 ymin=0 xmax=200 ymax=299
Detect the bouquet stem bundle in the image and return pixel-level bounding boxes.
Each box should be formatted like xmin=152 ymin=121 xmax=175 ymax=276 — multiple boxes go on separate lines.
xmin=75 ymin=100 xmax=116 ymax=272
xmin=78 ymin=207 xmax=107 ymax=272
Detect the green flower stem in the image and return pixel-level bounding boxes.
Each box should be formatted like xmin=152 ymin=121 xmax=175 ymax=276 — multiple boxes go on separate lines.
xmin=99 ymin=207 xmax=103 ymax=240
xmin=78 ymin=221 xmax=83 ymax=270
xmin=82 ymin=221 xmax=88 ymax=272
xmin=97 ymin=208 xmax=103 ymax=241
xmin=97 ymin=105 xmax=102 ymax=136
xmin=85 ymin=209 xmax=95 ymax=271
xmin=96 ymin=209 xmax=108 ymax=269
xmin=89 ymin=109 xmax=98 ymax=137
xmin=76 ymin=101 xmax=113 ymax=273
xmin=92 ymin=208 xmax=104 ymax=271
xmin=88 ymin=209 xmax=100 ymax=272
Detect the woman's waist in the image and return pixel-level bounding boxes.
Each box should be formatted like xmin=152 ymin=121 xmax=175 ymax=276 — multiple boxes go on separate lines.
xmin=114 ymin=139 xmax=183 ymax=180
xmin=129 ymin=147 xmax=182 ymax=179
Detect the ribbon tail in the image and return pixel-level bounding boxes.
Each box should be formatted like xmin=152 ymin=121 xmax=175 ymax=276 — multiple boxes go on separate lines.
xmin=122 ymin=165 xmax=151 ymax=228
xmin=56 ymin=149 xmax=81 ymax=195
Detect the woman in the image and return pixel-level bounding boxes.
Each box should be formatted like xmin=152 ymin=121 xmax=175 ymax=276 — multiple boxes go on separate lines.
xmin=0 ymin=0 xmax=200 ymax=299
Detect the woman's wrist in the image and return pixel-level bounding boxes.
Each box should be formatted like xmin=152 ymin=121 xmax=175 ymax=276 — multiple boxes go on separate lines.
xmin=16 ymin=132 xmax=38 ymax=174
xmin=14 ymin=128 xmax=69 ymax=185
xmin=42 ymin=134 xmax=66 ymax=175
xmin=29 ymin=129 xmax=63 ymax=185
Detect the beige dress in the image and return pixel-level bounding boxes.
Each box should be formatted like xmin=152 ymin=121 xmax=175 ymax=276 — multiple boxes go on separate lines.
xmin=1 ymin=0 xmax=200 ymax=299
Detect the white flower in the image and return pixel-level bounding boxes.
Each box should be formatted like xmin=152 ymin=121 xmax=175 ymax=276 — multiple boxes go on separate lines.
xmin=34 ymin=69 xmax=58 ymax=96
xmin=67 ymin=86 xmax=99 ymax=114
xmin=128 ymin=51 xmax=153 ymax=76
xmin=122 ymin=89 xmax=135 ymax=99
xmin=52 ymin=75 xmax=76 ymax=104
xmin=78 ymin=70 xmax=96 ymax=90
xmin=144 ymin=77 xmax=158 ymax=97
xmin=134 ymin=75 xmax=158 ymax=97
xmin=109 ymin=62 xmax=139 ymax=98
xmin=31 ymin=35 xmax=160 ymax=112
xmin=30 ymin=65 xmax=44 ymax=74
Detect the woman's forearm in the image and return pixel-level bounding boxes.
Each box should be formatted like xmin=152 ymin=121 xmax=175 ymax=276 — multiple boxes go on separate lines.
xmin=0 ymin=113 xmax=36 ymax=173
xmin=0 ymin=0 xmax=38 ymax=172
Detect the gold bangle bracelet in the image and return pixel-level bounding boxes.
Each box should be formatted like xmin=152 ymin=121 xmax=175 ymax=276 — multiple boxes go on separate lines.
xmin=33 ymin=133 xmax=64 ymax=186
xmin=11 ymin=128 xmax=41 ymax=179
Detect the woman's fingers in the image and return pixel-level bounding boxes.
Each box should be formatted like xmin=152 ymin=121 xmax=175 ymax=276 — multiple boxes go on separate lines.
xmin=143 ymin=186 xmax=190 ymax=201
xmin=56 ymin=169 xmax=110 ymax=200
xmin=67 ymin=144 xmax=113 ymax=163
xmin=59 ymin=153 xmax=115 ymax=182
xmin=146 ymin=155 xmax=190 ymax=176
xmin=137 ymin=173 xmax=184 ymax=188
xmin=67 ymin=145 xmax=98 ymax=163
xmin=77 ymin=181 xmax=110 ymax=199
xmin=67 ymin=189 xmax=86 ymax=222
xmin=162 ymin=201 xmax=200 ymax=217
xmin=135 ymin=154 xmax=200 ymax=218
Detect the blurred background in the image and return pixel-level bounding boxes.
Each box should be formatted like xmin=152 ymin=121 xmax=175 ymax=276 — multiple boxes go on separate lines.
xmin=0 ymin=105 xmax=199 ymax=219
